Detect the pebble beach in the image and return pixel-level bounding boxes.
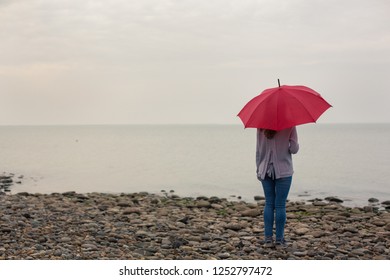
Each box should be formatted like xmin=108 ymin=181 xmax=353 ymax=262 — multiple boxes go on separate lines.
xmin=1 ymin=190 xmax=390 ymax=260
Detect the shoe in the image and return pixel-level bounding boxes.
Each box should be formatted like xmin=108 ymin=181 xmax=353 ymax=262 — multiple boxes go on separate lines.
xmin=263 ymin=236 xmax=274 ymax=248
xmin=275 ymin=238 xmax=287 ymax=249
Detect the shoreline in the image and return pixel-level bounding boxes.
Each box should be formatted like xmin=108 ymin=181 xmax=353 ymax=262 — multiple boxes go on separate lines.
xmin=3 ymin=172 xmax=390 ymax=210
xmin=1 ymin=191 xmax=389 ymax=260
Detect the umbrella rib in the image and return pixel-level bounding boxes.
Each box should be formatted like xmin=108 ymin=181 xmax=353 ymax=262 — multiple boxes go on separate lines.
xmin=245 ymin=105 xmax=263 ymax=129
xmin=287 ymin=92 xmax=317 ymax=123
xmin=245 ymin=94 xmax=273 ymax=129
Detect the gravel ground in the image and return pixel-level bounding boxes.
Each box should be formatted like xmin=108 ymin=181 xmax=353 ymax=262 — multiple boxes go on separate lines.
xmin=1 ymin=191 xmax=389 ymax=260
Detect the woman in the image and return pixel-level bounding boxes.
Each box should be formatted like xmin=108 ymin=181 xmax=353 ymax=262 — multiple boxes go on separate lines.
xmin=256 ymin=127 xmax=299 ymax=248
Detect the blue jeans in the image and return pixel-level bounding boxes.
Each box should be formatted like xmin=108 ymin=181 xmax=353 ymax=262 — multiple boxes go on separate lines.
xmin=261 ymin=176 xmax=292 ymax=241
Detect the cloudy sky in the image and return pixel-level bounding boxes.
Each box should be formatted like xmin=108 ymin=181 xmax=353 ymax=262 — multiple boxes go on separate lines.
xmin=1 ymin=0 xmax=389 ymax=125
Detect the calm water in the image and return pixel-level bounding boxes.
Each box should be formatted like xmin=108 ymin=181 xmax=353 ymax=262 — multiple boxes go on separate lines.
xmin=1 ymin=124 xmax=389 ymax=207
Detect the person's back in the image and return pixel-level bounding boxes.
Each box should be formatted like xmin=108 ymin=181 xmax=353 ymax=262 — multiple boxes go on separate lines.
xmin=256 ymin=127 xmax=299 ymax=180
xmin=256 ymin=127 xmax=299 ymax=248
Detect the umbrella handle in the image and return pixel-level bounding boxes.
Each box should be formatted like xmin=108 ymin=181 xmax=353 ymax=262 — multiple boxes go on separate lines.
xmin=278 ymin=79 xmax=281 ymax=87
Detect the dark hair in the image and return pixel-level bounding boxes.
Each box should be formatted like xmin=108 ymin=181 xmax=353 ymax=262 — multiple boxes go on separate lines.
xmin=263 ymin=129 xmax=277 ymax=139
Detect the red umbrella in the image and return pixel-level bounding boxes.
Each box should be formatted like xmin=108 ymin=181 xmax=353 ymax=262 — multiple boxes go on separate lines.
xmin=237 ymin=80 xmax=332 ymax=130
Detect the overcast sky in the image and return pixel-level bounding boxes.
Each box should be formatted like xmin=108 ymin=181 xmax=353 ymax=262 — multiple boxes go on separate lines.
xmin=1 ymin=0 xmax=389 ymax=125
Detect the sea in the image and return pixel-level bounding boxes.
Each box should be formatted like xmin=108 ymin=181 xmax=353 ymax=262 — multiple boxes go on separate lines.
xmin=1 ymin=124 xmax=389 ymax=207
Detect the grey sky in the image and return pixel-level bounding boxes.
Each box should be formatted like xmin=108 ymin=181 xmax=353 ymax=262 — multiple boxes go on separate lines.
xmin=1 ymin=0 xmax=389 ymax=125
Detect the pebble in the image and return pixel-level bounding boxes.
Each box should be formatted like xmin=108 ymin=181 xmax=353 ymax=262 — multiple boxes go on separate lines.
xmin=372 ymin=220 xmax=386 ymax=227
xmin=343 ymin=227 xmax=359 ymax=233
xmin=0 ymin=192 xmax=389 ymax=260
xmin=225 ymin=223 xmax=243 ymax=231
xmin=294 ymin=227 xmax=310 ymax=236
xmin=217 ymin=253 xmax=230 ymax=259
xmin=311 ymin=231 xmax=326 ymax=238
xmin=293 ymin=251 xmax=307 ymax=257
xmin=313 ymin=201 xmax=327 ymax=206
xmin=325 ymin=197 xmax=344 ymax=203
xmin=196 ymin=200 xmax=211 ymax=208
xmin=60 ymin=237 xmax=72 ymax=243
xmin=241 ymin=209 xmax=261 ymax=217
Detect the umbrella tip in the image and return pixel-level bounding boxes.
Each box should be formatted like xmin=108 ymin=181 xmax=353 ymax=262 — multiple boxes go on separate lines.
xmin=278 ymin=79 xmax=280 ymax=87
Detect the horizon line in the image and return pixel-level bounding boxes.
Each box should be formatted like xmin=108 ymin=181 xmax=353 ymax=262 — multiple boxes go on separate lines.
xmin=0 ymin=122 xmax=389 ymax=127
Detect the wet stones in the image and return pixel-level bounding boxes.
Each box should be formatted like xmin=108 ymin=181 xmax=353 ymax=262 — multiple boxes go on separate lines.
xmin=254 ymin=196 xmax=265 ymax=201
xmin=325 ymin=197 xmax=344 ymax=203
xmin=369 ymin=198 xmax=380 ymax=203
xmin=0 ymin=173 xmax=23 ymax=193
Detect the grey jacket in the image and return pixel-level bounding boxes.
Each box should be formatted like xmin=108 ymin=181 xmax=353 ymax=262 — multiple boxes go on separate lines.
xmin=256 ymin=127 xmax=299 ymax=180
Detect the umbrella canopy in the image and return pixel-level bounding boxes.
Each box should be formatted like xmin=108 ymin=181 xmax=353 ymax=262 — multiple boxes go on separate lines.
xmin=237 ymin=83 xmax=332 ymax=130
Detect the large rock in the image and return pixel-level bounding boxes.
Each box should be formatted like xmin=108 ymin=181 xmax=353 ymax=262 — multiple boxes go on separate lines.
xmin=325 ymin=197 xmax=344 ymax=203
xmin=313 ymin=201 xmax=327 ymax=206
xmin=224 ymin=223 xmax=243 ymax=231
xmin=196 ymin=200 xmax=211 ymax=208
xmin=294 ymin=227 xmax=310 ymax=235
xmin=241 ymin=209 xmax=261 ymax=217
